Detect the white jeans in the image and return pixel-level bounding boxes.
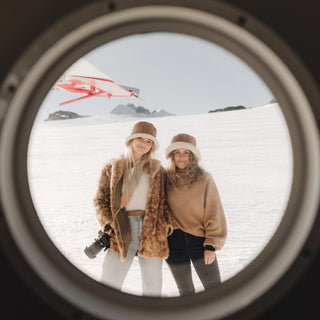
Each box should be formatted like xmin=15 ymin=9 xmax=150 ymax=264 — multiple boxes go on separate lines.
xmin=100 ymin=215 xmax=162 ymax=296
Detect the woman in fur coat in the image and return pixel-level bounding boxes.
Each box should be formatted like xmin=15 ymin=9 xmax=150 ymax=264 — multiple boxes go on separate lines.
xmin=165 ymin=133 xmax=227 ymax=296
xmin=94 ymin=121 xmax=172 ymax=296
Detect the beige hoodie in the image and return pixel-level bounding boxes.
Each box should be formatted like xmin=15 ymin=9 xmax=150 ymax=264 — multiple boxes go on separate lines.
xmin=167 ymin=171 xmax=227 ymax=250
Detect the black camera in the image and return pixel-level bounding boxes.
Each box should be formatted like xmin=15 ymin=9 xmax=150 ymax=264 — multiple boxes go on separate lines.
xmin=84 ymin=225 xmax=112 ymax=259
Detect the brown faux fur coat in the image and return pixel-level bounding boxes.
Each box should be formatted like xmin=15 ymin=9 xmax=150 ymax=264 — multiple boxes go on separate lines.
xmin=94 ymin=156 xmax=173 ymax=261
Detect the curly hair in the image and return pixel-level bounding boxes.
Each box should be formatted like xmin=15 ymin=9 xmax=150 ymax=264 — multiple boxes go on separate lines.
xmin=167 ymin=151 xmax=204 ymax=189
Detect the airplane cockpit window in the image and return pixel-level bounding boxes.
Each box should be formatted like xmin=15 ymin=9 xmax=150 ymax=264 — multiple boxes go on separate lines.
xmin=1 ymin=2 xmax=318 ymax=319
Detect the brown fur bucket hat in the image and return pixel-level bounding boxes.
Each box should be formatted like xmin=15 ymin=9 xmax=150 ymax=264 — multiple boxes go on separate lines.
xmin=124 ymin=121 xmax=159 ymax=150
xmin=165 ymin=133 xmax=201 ymax=161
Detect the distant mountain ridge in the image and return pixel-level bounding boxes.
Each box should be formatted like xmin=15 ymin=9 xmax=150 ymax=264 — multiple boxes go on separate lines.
xmin=110 ymin=103 xmax=175 ymax=117
xmin=45 ymin=110 xmax=88 ymax=121
xmin=209 ymin=105 xmax=246 ymax=113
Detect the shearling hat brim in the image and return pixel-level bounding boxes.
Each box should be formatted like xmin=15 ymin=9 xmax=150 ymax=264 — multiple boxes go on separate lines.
xmin=165 ymin=142 xmax=201 ymax=161
xmin=124 ymin=133 xmax=159 ymax=150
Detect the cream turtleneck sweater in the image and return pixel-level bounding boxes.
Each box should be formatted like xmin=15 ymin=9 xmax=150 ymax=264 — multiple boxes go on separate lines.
xmin=167 ymin=170 xmax=227 ymax=250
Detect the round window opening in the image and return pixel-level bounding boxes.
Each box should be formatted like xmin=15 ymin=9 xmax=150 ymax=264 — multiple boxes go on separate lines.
xmin=1 ymin=3 xmax=319 ymax=320
xmin=28 ymin=32 xmax=293 ymax=297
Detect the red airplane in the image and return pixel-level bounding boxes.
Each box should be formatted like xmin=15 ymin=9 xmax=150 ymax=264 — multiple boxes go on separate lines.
xmin=53 ymin=58 xmax=139 ymax=106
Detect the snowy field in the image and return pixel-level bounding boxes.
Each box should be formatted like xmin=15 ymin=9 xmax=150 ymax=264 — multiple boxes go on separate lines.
xmin=27 ymin=103 xmax=293 ymax=297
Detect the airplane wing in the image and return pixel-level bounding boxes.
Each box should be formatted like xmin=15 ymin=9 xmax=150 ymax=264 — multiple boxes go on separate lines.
xmin=52 ymin=58 xmax=138 ymax=106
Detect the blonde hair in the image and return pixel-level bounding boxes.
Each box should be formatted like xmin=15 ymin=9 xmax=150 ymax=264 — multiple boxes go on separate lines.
xmin=122 ymin=139 xmax=156 ymax=192
xmin=167 ymin=151 xmax=204 ymax=189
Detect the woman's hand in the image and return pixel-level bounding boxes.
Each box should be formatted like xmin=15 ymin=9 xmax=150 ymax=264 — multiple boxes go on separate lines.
xmin=204 ymin=250 xmax=216 ymax=265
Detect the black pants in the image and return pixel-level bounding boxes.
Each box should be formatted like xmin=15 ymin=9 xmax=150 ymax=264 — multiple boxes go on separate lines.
xmin=166 ymin=229 xmax=221 ymax=296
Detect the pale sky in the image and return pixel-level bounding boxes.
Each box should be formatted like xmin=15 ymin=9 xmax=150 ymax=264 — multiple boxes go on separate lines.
xmin=38 ymin=32 xmax=273 ymax=119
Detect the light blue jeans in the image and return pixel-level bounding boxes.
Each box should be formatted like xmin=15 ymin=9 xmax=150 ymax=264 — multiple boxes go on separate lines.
xmin=100 ymin=215 xmax=163 ymax=296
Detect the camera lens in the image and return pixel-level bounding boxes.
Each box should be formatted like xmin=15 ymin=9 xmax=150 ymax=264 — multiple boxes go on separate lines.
xmin=84 ymin=239 xmax=104 ymax=259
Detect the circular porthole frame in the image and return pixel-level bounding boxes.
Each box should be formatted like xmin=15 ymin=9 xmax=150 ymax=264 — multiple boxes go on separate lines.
xmin=0 ymin=1 xmax=319 ymax=319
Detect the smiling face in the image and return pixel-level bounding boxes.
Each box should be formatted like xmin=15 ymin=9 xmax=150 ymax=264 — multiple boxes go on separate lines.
xmin=172 ymin=148 xmax=192 ymax=170
xmin=132 ymin=137 xmax=153 ymax=160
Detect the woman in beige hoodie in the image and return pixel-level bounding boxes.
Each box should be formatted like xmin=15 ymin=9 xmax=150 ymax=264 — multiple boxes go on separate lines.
xmin=165 ymin=133 xmax=227 ymax=296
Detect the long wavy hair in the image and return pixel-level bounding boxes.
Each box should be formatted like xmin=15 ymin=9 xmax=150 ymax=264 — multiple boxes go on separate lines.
xmin=122 ymin=139 xmax=156 ymax=192
xmin=167 ymin=151 xmax=204 ymax=189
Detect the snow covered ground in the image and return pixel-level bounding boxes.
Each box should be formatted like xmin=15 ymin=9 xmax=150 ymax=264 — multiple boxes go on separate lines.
xmin=27 ymin=103 xmax=293 ymax=296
